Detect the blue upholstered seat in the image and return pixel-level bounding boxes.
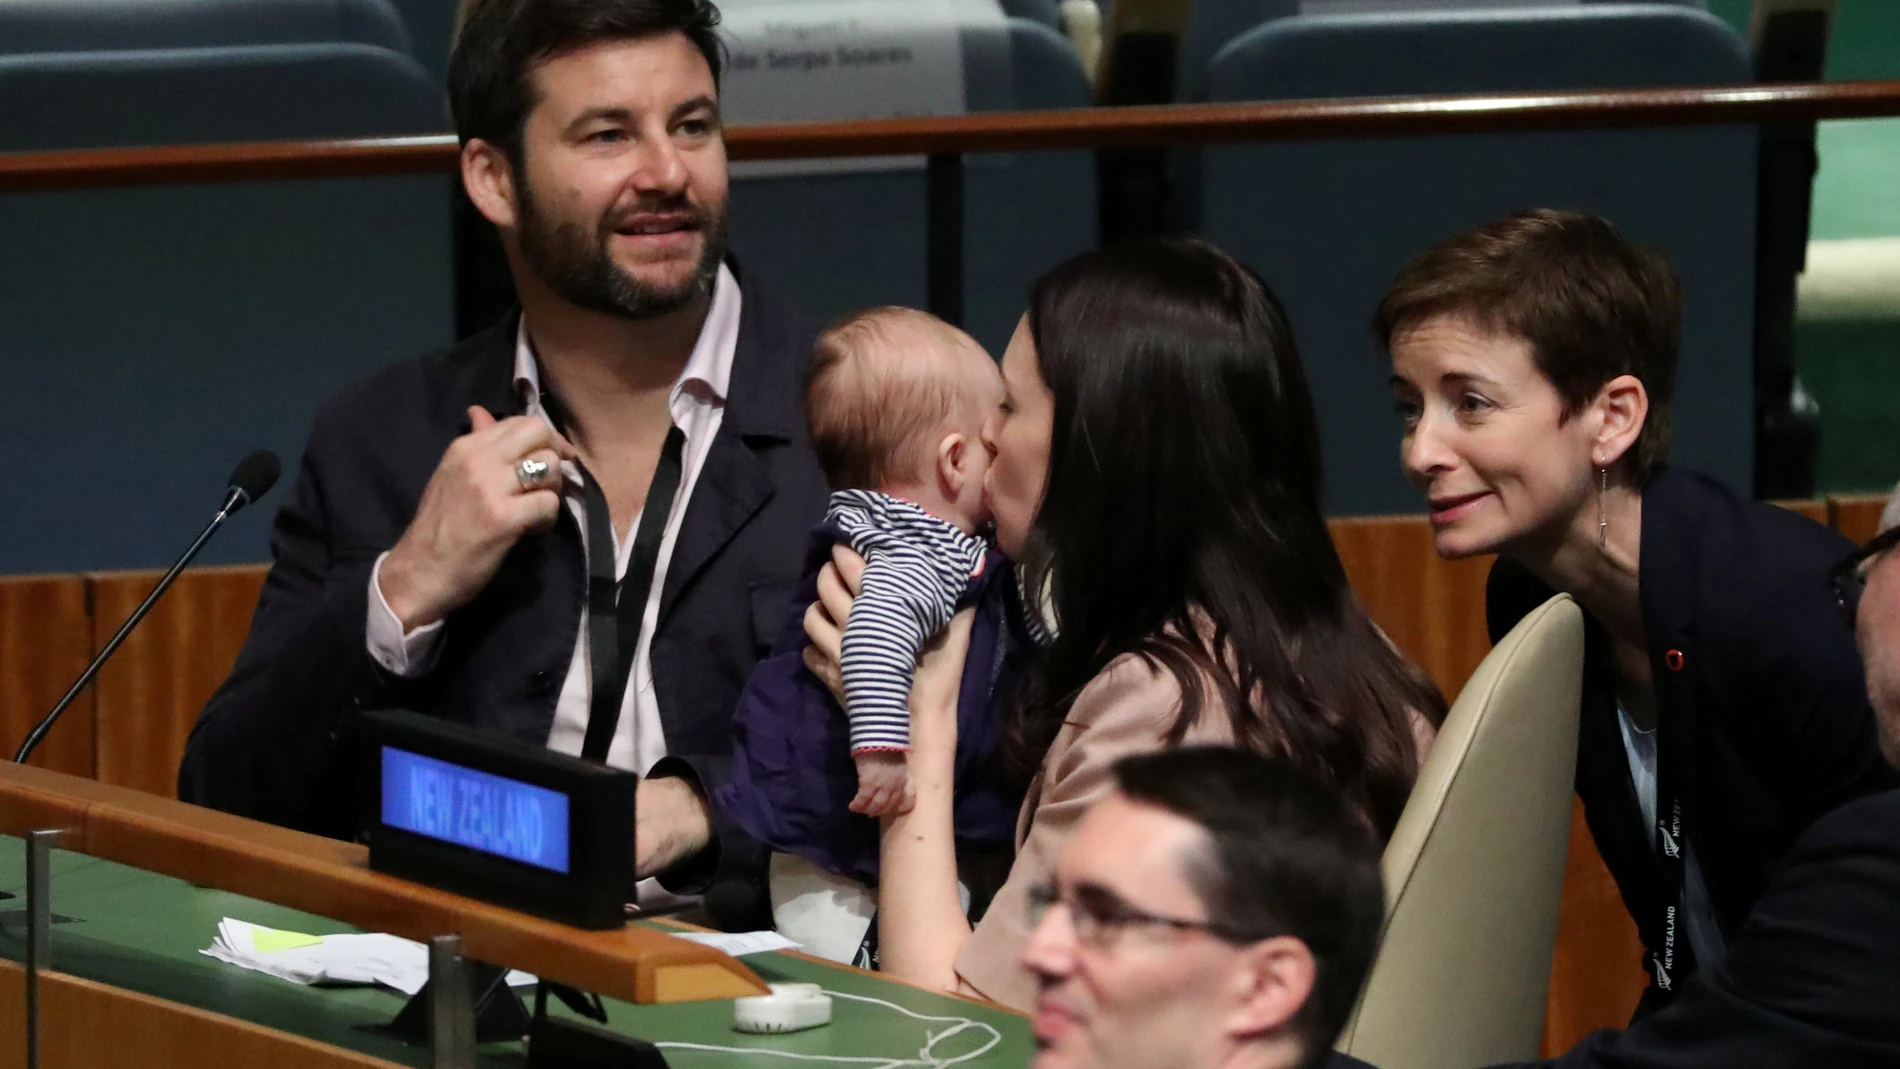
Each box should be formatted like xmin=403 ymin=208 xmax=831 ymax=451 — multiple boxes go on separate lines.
xmin=0 ymin=0 xmax=413 ymax=57
xmin=0 ymin=41 xmax=451 ymax=570
xmin=1175 ymin=0 xmax=1708 ymax=101
xmin=1183 ymin=5 xmax=1756 ymax=514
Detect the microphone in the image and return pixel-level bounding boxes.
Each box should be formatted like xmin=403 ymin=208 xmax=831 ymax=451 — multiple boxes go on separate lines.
xmin=223 ymin=449 xmax=281 ymax=515
xmin=13 ymin=450 xmax=281 ymax=765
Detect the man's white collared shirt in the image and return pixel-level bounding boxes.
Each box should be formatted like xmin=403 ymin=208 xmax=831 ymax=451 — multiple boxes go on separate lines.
xmin=365 ymin=264 xmax=743 ymax=899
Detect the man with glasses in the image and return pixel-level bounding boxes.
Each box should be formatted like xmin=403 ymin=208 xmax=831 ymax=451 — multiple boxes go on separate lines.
xmin=1020 ymin=746 xmax=1384 ymax=1069
xmin=1491 ymin=482 xmax=1900 ymax=1068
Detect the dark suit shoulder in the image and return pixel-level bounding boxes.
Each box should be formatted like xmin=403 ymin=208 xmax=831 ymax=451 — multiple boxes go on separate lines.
xmin=1789 ymin=788 xmax=1900 ymax=856
xmin=293 ymin=318 xmax=518 ymax=551
xmin=1642 ymin=466 xmax=1854 ymax=599
xmin=737 ymin=279 xmax=823 ymax=349
xmin=1646 ymin=469 xmax=1895 ymax=807
xmin=1484 ymin=556 xmax=1559 ymax=645
xmin=1694 ymin=786 xmax=1900 ymax=1057
xmin=723 ymin=277 xmax=822 ymax=440
xmin=1644 ymin=467 xmax=1858 ymax=686
xmin=308 ymin=317 xmax=516 ymax=444
xmin=1506 ymin=789 xmax=1900 ymax=1069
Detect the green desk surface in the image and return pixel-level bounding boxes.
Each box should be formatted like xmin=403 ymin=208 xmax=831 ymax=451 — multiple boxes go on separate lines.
xmin=0 ymin=839 xmax=1030 ymax=1068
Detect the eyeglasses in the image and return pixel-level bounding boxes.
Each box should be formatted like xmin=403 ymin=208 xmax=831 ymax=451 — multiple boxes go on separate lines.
xmin=1024 ymin=881 xmax=1264 ymax=950
xmin=1831 ymin=525 xmax=1900 ymax=627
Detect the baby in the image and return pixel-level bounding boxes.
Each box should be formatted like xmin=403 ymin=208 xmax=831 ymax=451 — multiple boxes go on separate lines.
xmin=717 ymin=307 xmax=1023 ymax=962
xmin=810 ymin=307 xmax=1001 ymax=816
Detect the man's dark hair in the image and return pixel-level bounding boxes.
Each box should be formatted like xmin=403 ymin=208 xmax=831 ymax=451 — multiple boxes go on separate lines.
xmin=449 ymin=0 xmax=724 ymax=159
xmin=1372 ymin=208 xmax=1681 ymax=484
xmin=1113 ymin=746 xmax=1385 ymax=1069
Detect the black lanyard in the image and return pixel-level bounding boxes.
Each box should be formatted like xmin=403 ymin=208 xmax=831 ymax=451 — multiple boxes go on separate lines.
xmin=1595 ymin=632 xmax=1697 ymax=1003
xmin=1641 ymin=645 xmax=1697 ymax=1000
xmin=1646 ymin=763 xmax=1694 ymax=998
xmin=570 ymin=425 xmax=686 ymax=764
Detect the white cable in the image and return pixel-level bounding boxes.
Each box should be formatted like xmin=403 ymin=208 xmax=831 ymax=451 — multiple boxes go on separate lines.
xmin=824 ymin=991 xmax=1003 ymax=1068
xmin=652 ymin=1045 xmax=913 ymax=1066
xmin=654 ymin=987 xmax=1004 ymax=1068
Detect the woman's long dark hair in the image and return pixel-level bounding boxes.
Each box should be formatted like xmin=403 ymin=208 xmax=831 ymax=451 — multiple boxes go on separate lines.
xmin=1006 ymin=238 xmax=1447 ymax=840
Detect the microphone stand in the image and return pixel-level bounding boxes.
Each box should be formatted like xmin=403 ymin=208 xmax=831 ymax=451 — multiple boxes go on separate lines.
xmin=13 ymin=486 xmax=252 ymax=765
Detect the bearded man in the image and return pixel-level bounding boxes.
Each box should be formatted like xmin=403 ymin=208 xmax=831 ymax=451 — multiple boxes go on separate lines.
xmin=179 ymin=0 xmax=827 ymax=931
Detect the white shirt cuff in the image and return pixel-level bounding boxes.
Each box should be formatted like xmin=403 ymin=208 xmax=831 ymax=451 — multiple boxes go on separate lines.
xmin=367 ymin=551 xmax=444 ymax=678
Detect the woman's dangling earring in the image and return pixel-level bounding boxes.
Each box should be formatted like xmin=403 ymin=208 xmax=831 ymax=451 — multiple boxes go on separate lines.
xmin=1597 ymin=463 xmax=1609 ymax=550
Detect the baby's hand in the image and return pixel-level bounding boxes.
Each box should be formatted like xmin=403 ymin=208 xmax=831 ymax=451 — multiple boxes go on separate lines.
xmin=848 ymin=751 xmax=915 ymax=817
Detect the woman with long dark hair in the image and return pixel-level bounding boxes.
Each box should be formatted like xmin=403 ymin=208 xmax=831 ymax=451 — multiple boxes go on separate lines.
xmin=804 ymin=238 xmax=1444 ymax=1007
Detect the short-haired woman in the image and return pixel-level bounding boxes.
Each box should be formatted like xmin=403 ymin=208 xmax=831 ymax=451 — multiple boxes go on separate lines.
xmin=1380 ymin=208 xmax=1898 ymax=1014
xmin=807 ymin=238 xmax=1445 ymax=1008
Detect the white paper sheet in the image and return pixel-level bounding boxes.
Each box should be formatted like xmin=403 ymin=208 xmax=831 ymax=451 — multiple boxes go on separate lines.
xmin=668 ymin=929 xmax=803 ymax=956
xmin=201 ymin=918 xmax=535 ymax=996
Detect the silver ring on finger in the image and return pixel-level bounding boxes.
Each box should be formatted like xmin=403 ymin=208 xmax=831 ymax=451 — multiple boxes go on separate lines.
xmin=515 ymin=456 xmax=551 ymax=492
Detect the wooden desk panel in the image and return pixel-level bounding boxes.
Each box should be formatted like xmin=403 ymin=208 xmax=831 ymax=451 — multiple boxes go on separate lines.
xmin=0 ymin=574 xmax=94 ymax=778
xmin=89 ymin=564 xmax=266 ymax=797
xmin=0 ymin=963 xmax=403 ymax=1069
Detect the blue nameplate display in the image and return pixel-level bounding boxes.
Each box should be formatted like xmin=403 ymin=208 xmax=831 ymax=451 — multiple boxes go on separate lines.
xmin=358 ymin=710 xmax=636 ymax=929
xmin=381 ymin=747 xmax=572 ymax=874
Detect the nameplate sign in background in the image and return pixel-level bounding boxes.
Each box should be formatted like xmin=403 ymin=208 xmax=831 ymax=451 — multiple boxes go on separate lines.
xmin=1300 ymin=0 xmax=1577 ymax=12
xmin=718 ymin=0 xmax=1007 ymax=176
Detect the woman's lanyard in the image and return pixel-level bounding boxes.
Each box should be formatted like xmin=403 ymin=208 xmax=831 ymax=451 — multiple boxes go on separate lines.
xmin=546 ymin=393 xmax=687 ymax=764
xmin=1646 ymin=760 xmax=1695 ymax=997
xmin=1641 ymin=643 xmax=1697 ymax=1000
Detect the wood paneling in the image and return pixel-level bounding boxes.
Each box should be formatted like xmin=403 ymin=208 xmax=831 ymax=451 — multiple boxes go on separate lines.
xmin=1541 ymin=800 xmax=1647 ymax=1055
xmin=1830 ymin=493 xmax=1891 ymax=546
xmin=0 ymin=760 xmax=766 ymax=1007
xmin=88 ymin=564 xmax=267 ymax=798
xmin=1331 ymin=514 xmax=1495 ymax=698
xmin=0 ymin=574 xmax=94 ymax=778
xmin=0 ymin=964 xmax=401 ymax=1069
xmin=4 ymin=80 xmax=1900 ymax=192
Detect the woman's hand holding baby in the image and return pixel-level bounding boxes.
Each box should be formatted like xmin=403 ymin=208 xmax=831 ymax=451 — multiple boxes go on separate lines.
xmin=800 ymin=545 xmax=865 ymax=705
xmin=804 ymin=543 xmax=972 ymax=818
xmin=849 ymin=752 xmax=915 ymax=816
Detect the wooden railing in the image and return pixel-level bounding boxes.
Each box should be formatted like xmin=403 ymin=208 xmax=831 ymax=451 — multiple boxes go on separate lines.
xmin=5 ymin=79 xmax=1900 ymax=323
xmin=5 ymin=80 xmax=1900 ymax=194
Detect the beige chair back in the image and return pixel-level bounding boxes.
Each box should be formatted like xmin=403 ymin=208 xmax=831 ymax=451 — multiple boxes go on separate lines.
xmin=1336 ymin=593 xmax=1585 ymax=1069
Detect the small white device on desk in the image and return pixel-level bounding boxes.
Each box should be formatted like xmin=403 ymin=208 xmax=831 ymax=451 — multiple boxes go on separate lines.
xmin=734 ymin=983 xmax=834 ymax=1034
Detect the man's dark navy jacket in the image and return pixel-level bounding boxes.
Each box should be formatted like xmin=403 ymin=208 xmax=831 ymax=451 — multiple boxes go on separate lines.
xmin=1491 ymin=788 xmax=1900 ymax=1068
xmin=177 ymin=280 xmax=829 ymax=930
xmin=1487 ymin=466 xmax=1898 ymax=1008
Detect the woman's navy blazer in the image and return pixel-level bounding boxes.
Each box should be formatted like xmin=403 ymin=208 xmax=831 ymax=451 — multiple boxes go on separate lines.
xmin=1487 ymin=466 xmax=1898 ymax=1009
